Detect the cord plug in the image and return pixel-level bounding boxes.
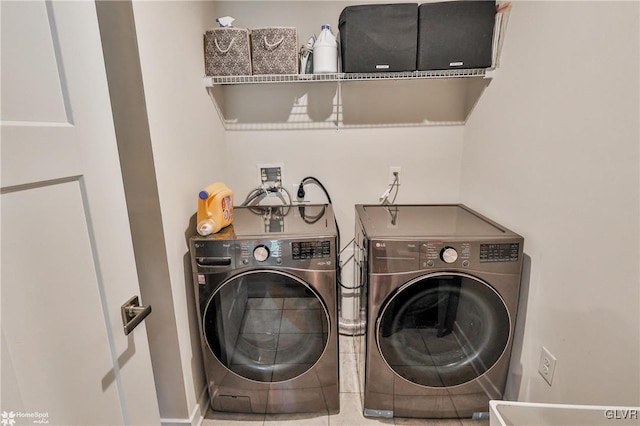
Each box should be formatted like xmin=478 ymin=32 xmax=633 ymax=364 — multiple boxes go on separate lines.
xmin=297 ymin=182 xmax=306 ymax=200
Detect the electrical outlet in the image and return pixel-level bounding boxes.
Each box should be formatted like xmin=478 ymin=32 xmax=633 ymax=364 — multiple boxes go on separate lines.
xmin=389 ymin=167 xmax=401 ymax=185
xmin=292 ymin=183 xmax=326 ymax=204
xmin=538 ymin=346 xmax=557 ymax=385
xmin=257 ymin=163 xmax=284 ymax=188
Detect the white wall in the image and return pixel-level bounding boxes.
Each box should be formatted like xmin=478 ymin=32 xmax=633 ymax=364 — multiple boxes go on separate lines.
xmin=224 ymin=127 xmax=464 ymax=243
xmin=461 ymin=1 xmax=640 ymax=405
xmin=131 ymin=1 xmax=225 ymax=423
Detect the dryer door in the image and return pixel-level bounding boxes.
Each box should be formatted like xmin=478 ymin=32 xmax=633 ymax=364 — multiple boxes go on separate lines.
xmin=203 ymin=270 xmax=330 ymax=383
xmin=376 ymin=272 xmax=510 ymax=387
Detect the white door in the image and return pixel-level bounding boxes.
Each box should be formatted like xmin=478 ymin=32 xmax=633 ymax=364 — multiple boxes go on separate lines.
xmin=1 ymin=1 xmax=160 ymax=425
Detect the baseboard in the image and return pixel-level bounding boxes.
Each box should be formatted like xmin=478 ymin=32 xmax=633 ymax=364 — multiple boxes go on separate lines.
xmin=160 ymin=386 xmax=209 ymax=426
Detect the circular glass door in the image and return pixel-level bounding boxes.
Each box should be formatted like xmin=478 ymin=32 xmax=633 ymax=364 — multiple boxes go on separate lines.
xmin=377 ymin=273 xmax=510 ymax=387
xmin=204 ymin=270 xmax=329 ymax=383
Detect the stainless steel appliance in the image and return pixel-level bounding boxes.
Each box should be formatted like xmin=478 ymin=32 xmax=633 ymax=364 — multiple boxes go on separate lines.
xmin=190 ymin=204 xmax=339 ymax=415
xmin=354 ymin=204 xmax=524 ymax=419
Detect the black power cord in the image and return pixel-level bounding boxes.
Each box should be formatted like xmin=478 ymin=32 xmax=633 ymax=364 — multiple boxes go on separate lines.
xmin=297 ymin=204 xmax=326 ymax=225
xmin=296 ymin=176 xmax=340 ymax=250
xmin=297 ymin=176 xmax=333 ymax=204
xmin=297 ymin=176 xmax=368 ymax=336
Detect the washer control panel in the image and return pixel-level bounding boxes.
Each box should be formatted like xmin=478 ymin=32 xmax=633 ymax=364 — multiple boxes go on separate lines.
xmin=480 ymin=243 xmax=520 ymax=262
xmin=192 ymin=236 xmax=336 ymax=272
xmin=236 ymin=238 xmax=335 ymax=269
xmin=239 ymin=240 xmax=283 ymax=266
xmin=292 ymin=240 xmax=331 ymax=260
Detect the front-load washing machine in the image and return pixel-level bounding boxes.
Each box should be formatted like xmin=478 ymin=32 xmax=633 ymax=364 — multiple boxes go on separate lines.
xmin=190 ymin=204 xmax=339 ymax=415
xmin=354 ymin=204 xmax=523 ymax=419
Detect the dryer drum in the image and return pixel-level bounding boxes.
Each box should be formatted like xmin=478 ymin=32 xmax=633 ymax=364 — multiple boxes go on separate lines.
xmin=376 ymin=273 xmax=510 ymax=388
xmin=203 ymin=270 xmax=330 ymax=383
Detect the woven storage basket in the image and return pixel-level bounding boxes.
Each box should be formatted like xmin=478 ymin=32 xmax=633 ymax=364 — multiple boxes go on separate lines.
xmin=250 ymin=27 xmax=298 ymax=75
xmin=204 ymin=28 xmax=252 ymax=76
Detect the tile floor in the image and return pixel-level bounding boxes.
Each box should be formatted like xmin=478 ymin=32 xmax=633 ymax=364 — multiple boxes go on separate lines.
xmin=202 ymin=335 xmax=491 ymax=426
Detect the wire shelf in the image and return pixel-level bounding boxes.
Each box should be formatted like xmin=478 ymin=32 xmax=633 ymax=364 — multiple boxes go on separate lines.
xmin=341 ymin=68 xmax=488 ymax=80
xmin=204 ymin=73 xmax=341 ymax=86
xmin=203 ymin=68 xmax=490 ymax=86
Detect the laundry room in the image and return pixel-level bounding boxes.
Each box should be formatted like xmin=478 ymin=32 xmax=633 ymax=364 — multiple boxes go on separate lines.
xmin=1 ymin=1 xmax=638 ymax=426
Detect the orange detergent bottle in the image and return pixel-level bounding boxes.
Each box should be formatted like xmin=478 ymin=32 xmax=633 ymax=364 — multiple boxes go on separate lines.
xmin=196 ymin=182 xmax=234 ymax=236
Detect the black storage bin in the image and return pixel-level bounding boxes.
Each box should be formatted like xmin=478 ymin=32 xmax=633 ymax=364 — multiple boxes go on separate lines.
xmin=339 ymin=3 xmax=418 ymax=73
xmin=417 ymin=1 xmax=496 ymax=71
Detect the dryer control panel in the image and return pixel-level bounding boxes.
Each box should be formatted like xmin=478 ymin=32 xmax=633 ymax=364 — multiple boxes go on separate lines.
xmin=420 ymin=240 xmax=522 ymax=274
xmin=423 ymin=242 xmax=472 ymax=267
xmin=368 ymin=239 xmax=522 ymax=274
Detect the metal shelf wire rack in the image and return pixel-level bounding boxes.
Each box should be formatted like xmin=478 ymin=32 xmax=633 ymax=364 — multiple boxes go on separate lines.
xmin=203 ymin=68 xmax=491 ymax=86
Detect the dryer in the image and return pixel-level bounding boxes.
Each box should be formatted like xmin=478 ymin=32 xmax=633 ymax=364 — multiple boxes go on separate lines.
xmin=190 ymin=204 xmax=339 ymax=415
xmin=354 ymin=204 xmax=523 ymax=419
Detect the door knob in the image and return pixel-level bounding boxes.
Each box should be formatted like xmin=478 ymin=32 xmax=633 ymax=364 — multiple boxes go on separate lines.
xmin=121 ymin=295 xmax=152 ymax=335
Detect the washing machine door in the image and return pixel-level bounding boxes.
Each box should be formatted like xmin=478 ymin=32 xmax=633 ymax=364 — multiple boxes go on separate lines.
xmin=377 ymin=272 xmax=510 ymax=387
xmin=203 ymin=270 xmax=330 ymax=383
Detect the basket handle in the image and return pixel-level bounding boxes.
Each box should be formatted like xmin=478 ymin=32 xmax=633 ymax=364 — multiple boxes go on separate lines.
xmin=263 ymin=35 xmax=284 ymax=50
xmin=214 ymin=37 xmax=235 ymax=53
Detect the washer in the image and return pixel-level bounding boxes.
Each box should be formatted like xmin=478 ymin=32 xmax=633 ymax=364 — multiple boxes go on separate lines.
xmin=190 ymin=204 xmax=339 ymax=415
xmin=354 ymin=204 xmax=524 ymax=419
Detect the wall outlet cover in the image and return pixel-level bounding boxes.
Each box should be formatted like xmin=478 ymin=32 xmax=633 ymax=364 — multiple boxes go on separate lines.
xmin=538 ymin=346 xmax=557 ymax=386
